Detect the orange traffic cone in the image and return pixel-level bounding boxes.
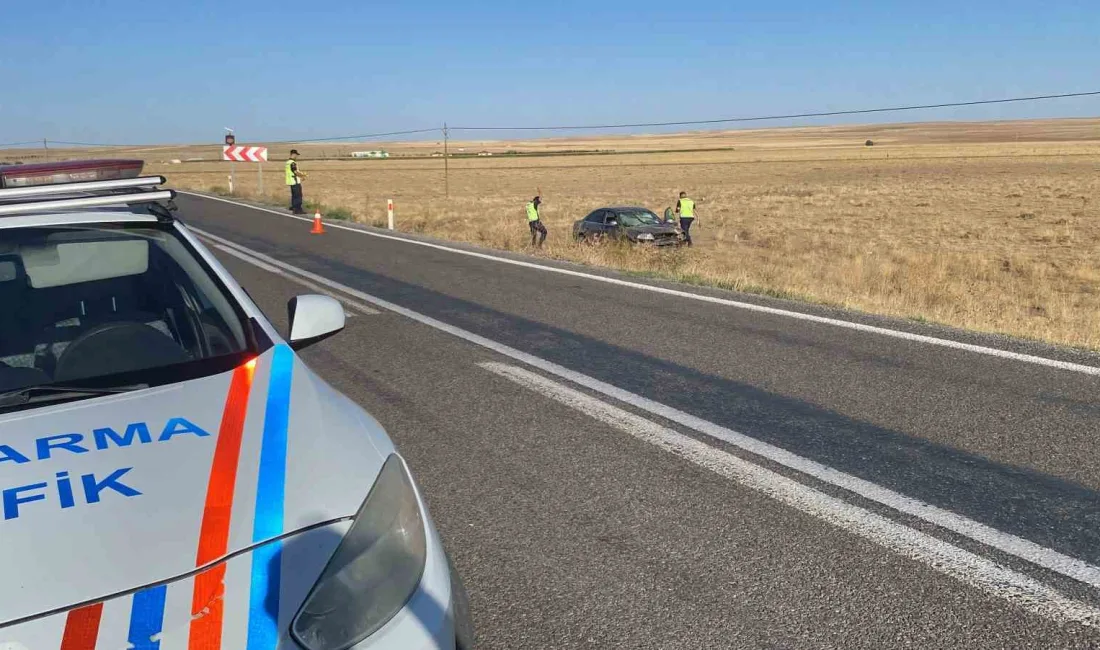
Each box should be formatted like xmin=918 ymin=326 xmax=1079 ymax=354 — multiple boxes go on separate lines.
xmin=310 ymin=209 xmax=325 ymax=235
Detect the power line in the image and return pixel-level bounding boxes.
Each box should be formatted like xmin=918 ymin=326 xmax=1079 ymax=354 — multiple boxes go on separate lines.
xmin=449 ymin=90 xmax=1100 ymax=132
xmin=0 ymin=140 xmax=42 ymax=148
xmin=262 ymin=127 xmax=440 ymax=144
xmin=43 ymin=127 xmax=442 ymax=148
xmin=18 ymin=89 xmax=1100 ymax=146
xmin=45 ymin=140 xmax=139 ymax=147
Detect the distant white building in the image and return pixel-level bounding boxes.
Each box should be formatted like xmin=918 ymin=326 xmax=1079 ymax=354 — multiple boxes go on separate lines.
xmin=477 ymin=151 xmax=493 ymax=157
xmin=351 ymin=150 xmax=389 ymax=159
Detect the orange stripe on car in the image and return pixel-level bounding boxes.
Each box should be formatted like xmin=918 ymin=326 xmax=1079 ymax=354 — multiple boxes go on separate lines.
xmin=59 ymin=603 xmax=104 ymax=650
xmin=188 ymin=359 xmax=256 ymax=650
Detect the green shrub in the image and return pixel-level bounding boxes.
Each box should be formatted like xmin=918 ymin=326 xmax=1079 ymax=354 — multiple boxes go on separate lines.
xmin=325 ymin=207 xmax=353 ymax=221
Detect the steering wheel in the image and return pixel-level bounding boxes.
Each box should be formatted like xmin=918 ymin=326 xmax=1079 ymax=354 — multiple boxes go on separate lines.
xmin=54 ymin=321 xmax=190 ymax=382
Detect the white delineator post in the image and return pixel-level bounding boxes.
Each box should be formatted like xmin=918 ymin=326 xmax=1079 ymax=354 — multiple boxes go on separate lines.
xmin=388 ymin=199 xmax=394 ymax=230
xmin=228 ymin=174 xmax=234 ymax=194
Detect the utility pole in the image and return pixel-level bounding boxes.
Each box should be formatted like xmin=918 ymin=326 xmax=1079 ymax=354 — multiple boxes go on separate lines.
xmin=42 ymin=139 xmax=48 ymax=162
xmin=443 ymin=122 xmax=449 ymax=198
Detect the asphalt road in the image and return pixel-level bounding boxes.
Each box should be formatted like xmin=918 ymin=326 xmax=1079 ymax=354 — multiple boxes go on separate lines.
xmin=178 ymin=193 xmax=1100 ymax=649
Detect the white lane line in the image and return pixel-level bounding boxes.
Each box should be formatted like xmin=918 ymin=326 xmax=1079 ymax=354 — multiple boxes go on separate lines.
xmin=477 ymin=361 xmax=1100 ymax=628
xmin=206 ymin=240 xmax=381 ymax=315
xmin=188 ymin=225 xmax=1100 ymax=590
xmin=181 ymin=191 xmax=1100 ymax=377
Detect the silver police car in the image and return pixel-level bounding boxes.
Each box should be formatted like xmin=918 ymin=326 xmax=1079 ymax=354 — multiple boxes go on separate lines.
xmin=0 ymin=161 xmax=473 ymax=650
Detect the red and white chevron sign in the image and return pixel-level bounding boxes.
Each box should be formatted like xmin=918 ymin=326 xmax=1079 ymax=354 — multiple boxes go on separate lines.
xmin=222 ymin=145 xmax=268 ymax=162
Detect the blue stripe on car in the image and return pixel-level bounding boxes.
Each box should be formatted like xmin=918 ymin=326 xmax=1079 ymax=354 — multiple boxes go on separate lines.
xmin=126 ymin=584 xmax=168 ymax=650
xmin=246 ymin=344 xmax=294 ymax=650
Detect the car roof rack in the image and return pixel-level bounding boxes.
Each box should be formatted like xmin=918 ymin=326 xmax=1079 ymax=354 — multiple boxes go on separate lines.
xmin=0 ymin=175 xmax=177 ymax=220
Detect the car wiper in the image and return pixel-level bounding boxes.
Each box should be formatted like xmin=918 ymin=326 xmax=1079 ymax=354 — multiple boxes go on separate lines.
xmin=0 ymin=383 xmax=149 ymax=408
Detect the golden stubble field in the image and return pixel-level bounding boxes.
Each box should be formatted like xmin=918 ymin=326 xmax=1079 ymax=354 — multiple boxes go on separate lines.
xmin=13 ymin=119 xmax=1100 ymax=350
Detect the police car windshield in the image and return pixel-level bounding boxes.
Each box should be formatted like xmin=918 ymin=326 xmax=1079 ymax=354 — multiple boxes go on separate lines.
xmin=617 ymin=210 xmax=661 ymax=227
xmin=0 ymin=223 xmax=253 ymax=400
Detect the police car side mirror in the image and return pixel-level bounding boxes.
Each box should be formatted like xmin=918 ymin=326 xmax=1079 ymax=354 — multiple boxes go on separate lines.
xmin=287 ymin=294 xmax=346 ymax=351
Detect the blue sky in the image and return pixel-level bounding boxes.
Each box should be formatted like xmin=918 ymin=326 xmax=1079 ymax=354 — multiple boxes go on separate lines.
xmin=1 ymin=0 xmax=1096 ymax=145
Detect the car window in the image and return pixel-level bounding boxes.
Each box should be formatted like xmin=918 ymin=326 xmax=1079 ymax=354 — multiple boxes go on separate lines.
xmin=617 ymin=210 xmax=661 ymax=227
xmin=0 ymin=223 xmax=252 ymax=395
xmin=584 ymin=210 xmax=605 ymax=223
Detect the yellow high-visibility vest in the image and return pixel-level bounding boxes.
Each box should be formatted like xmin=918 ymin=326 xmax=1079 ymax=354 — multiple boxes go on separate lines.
xmin=285 ymin=159 xmax=299 ymax=186
xmin=526 ymin=202 xmax=539 ymax=222
xmin=679 ymin=198 xmax=695 ymax=218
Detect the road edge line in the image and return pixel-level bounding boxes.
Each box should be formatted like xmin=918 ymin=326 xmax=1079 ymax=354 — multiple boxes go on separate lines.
xmin=479 ymin=360 xmax=1100 ymax=629
xmin=178 ymin=191 xmax=1100 ymax=378
xmin=205 ymin=240 xmax=380 ymax=315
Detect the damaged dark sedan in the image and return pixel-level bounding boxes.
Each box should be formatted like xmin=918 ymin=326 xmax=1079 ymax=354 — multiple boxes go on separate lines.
xmin=572 ymin=206 xmax=685 ymax=246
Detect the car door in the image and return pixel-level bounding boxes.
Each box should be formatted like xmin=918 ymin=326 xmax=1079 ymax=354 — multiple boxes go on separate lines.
xmin=580 ymin=210 xmax=607 ymax=238
xmin=584 ymin=210 xmax=606 ymax=235
xmin=604 ymin=211 xmax=624 ymax=239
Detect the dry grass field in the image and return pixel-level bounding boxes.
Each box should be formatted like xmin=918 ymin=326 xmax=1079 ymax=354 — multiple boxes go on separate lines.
xmin=8 ymin=118 xmax=1100 ymax=350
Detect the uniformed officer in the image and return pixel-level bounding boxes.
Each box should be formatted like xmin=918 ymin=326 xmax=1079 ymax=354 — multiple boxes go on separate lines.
xmin=675 ymin=191 xmax=696 ymax=246
xmin=526 ymin=195 xmax=547 ymax=247
xmin=285 ymin=149 xmax=307 ymax=214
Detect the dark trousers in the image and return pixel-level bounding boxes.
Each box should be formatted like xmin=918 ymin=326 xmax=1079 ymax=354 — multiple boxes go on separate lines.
xmin=289 ymin=184 xmax=304 ymax=213
xmin=529 ymin=220 xmax=547 ymax=246
xmin=679 ymin=217 xmax=694 ymax=245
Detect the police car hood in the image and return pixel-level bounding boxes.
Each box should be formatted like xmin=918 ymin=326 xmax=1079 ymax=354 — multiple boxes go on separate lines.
xmin=0 ymin=345 xmax=389 ymax=625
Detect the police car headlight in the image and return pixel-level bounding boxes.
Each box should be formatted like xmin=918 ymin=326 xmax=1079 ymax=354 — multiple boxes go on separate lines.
xmin=636 ymin=233 xmax=655 ymax=241
xmin=291 ymin=454 xmax=426 ymax=650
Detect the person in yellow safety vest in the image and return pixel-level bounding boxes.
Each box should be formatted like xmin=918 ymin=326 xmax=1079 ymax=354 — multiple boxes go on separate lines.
xmin=285 ymin=149 xmax=307 ymax=215
xmin=674 ymin=191 xmax=696 ymax=246
xmin=526 ymin=195 xmax=547 ymax=248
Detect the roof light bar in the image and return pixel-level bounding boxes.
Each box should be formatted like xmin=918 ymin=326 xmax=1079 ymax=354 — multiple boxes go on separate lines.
xmin=0 ymin=175 xmax=166 ymax=200
xmin=0 ymin=159 xmax=144 ymax=188
xmin=0 ymin=190 xmax=176 ymax=216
